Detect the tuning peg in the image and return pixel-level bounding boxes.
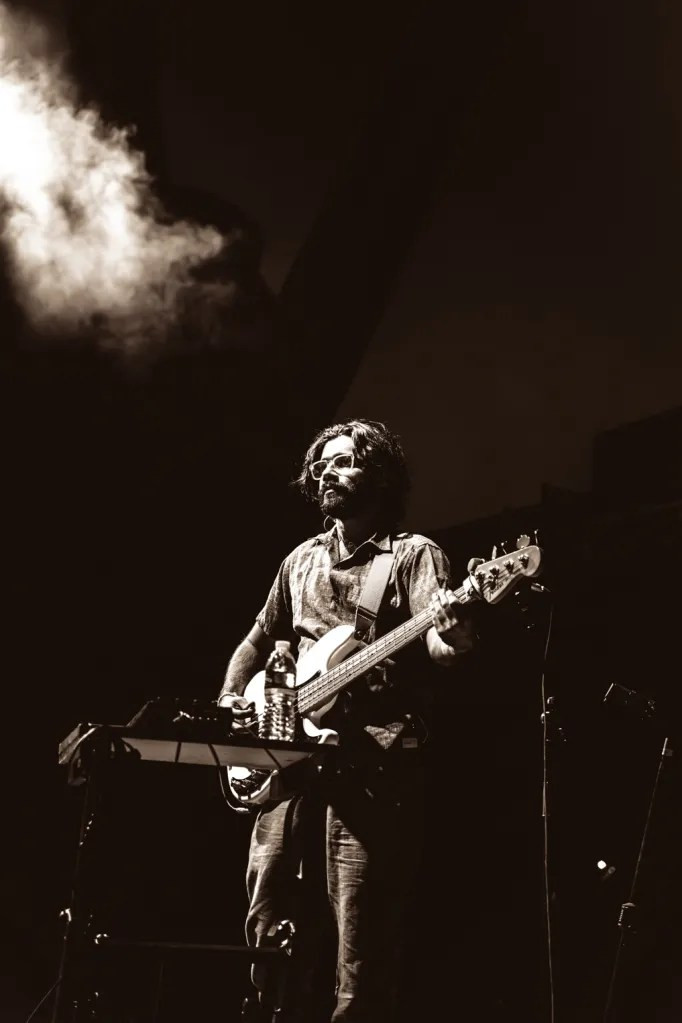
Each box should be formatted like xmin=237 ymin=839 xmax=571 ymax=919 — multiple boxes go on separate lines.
xmin=516 ymin=534 xmax=531 ymax=549
xmin=467 ymin=557 xmax=485 ymax=574
xmin=492 ymin=541 xmax=508 ymax=558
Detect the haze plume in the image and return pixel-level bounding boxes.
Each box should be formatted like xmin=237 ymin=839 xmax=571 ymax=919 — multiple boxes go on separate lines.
xmin=0 ymin=2 xmax=228 ymax=356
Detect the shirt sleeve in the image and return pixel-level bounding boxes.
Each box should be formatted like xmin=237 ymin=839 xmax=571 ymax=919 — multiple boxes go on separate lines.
xmin=256 ymin=556 xmax=294 ymax=639
xmin=403 ymin=541 xmax=452 ymax=618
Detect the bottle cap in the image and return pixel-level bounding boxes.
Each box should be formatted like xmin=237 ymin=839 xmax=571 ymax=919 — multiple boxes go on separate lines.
xmin=275 ymin=640 xmax=290 ymax=652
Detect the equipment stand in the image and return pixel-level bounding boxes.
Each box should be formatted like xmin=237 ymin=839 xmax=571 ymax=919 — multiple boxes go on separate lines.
xmin=52 ymin=726 xmax=297 ymax=1022
xmin=602 ymin=735 xmax=674 ymax=1023
xmin=52 ymin=727 xmax=113 ymax=1023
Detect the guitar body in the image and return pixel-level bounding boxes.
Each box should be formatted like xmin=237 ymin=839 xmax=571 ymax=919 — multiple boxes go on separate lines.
xmin=226 ymin=625 xmax=364 ymax=808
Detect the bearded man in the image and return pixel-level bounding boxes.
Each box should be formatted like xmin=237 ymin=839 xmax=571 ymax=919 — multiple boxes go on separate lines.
xmin=219 ymin=419 xmax=475 ymax=1023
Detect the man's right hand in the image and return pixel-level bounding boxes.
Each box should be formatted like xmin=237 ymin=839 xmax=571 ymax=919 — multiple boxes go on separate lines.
xmin=217 ymin=692 xmax=258 ymax=731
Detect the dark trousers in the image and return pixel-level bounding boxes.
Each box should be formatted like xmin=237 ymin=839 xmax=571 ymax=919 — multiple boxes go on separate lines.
xmin=245 ymin=752 xmax=424 ymax=1023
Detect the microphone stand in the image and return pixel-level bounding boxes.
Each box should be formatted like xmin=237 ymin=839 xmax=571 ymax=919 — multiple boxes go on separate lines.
xmin=601 ymin=687 xmax=675 ymax=1023
xmin=517 ymin=578 xmax=560 ymax=1022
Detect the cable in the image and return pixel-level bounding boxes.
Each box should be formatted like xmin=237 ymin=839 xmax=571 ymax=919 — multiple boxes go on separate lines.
xmin=218 ymin=760 xmax=252 ymax=815
xmin=64 ymin=728 xmax=140 ymax=785
xmin=207 ymin=741 xmax=252 ymax=815
xmin=539 ymin=593 xmax=556 ymax=1023
xmin=23 ymin=976 xmax=60 ymax=1023
xmin=64 ymin=726 xmax=99 ymax=784
xmin=209 ymin=720 xmax=289 ymax=814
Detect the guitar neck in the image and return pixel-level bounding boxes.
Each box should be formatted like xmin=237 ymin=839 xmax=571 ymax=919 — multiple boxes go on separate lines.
xmin=297 ymin=581 xmax=469 ymax=716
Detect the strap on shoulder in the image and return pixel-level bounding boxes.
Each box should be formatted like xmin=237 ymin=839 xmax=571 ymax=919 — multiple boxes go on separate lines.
xmin=354 ymin=540 xmax=398 ymax=640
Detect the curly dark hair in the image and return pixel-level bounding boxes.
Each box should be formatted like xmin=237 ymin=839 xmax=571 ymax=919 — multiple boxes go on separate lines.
xmin=294 ymin=418 xmax=411 ymax=527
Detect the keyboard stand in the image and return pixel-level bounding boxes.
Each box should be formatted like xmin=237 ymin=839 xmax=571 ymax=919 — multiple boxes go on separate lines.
xmin=52 ymin=723 xmax=322 ymax=1023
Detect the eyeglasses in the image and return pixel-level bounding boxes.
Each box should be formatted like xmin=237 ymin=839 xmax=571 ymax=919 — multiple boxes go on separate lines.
xmin=310 ymin=452 xmax=356 ymax=480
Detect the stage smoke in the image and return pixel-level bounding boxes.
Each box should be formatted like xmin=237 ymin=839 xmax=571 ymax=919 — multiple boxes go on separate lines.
xmin=0 ymin=2 xmax=227 ymax=356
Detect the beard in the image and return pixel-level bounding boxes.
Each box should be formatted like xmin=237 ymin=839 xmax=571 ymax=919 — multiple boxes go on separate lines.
xmin=318 ymin=480 xmax=371 ymax=520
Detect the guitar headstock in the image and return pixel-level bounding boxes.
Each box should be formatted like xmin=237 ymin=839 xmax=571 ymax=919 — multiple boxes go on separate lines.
xmin=468 ymin=542 xmax=542 ymax=605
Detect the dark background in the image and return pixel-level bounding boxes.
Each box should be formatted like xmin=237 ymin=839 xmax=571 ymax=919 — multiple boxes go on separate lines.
xmin=1 ymin=1 xmax=681 ymax=1021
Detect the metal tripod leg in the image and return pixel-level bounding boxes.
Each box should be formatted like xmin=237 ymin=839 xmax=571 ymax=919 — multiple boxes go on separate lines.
xmin=52 ymin=730 xmax=113 ymax=1023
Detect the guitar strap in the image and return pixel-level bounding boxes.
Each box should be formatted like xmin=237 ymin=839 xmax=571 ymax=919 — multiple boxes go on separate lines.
xmin=353 ymin=542 xmax=397 ymax=641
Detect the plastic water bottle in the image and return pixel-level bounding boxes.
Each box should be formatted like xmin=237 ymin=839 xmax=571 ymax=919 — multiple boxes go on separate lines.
xmin=259 ymin=640 xmax=297 ymax=741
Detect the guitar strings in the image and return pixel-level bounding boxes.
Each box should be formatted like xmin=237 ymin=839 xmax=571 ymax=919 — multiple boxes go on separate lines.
xmin=297 ymin=607 xmax=434 ymax=714
xmin=297 ymin=568 xmax=531 ymax=712
xmin=297 ymin=579 xmax=472 ymax=713
xmin=298 ymin=614 xmax=439 ymax=712
xmin=298 ymin=579 xmax=468 ymax=710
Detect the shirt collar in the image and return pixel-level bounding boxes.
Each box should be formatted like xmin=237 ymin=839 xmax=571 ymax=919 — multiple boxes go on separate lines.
xmin=314 ymin=524 xmax=393 ymax=553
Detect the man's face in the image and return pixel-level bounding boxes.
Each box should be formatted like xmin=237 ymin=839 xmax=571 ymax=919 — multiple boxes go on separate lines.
xmin=315 ymin=435 xmax=374 ymax=520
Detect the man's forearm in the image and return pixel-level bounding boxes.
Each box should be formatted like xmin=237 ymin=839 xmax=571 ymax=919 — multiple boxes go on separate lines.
xmin=219 ymin=638 xmax=265 ymax=700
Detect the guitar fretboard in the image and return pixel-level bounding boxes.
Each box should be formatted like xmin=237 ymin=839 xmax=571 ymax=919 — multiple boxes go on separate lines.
xmin=296 ymin=581 xmax=468 ymax=715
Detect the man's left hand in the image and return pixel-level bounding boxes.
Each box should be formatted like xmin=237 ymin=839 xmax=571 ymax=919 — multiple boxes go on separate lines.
xmin=430 ymin=588 xmax=475 ymax=653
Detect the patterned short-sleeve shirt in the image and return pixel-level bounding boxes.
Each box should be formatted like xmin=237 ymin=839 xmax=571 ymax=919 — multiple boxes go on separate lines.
xmin=256 ymin=526 xmax=451 ymax=737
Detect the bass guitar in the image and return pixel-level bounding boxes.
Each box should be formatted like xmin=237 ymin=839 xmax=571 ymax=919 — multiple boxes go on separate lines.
xmin=226 ymin=540 xmax=542 ymax=807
